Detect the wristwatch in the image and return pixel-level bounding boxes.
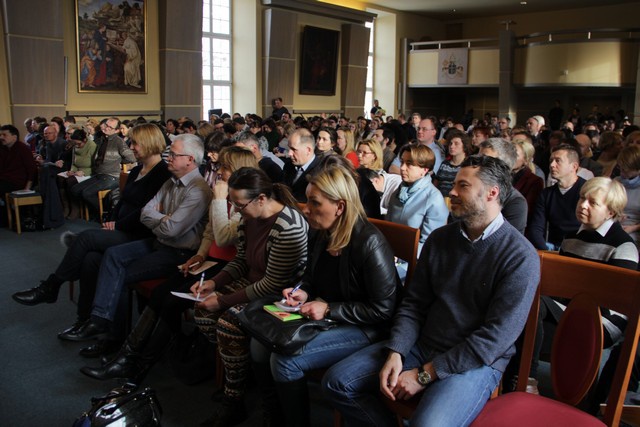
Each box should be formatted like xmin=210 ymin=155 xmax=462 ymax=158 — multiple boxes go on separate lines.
xmin=417 ymin=366 xmax=432 ymax=386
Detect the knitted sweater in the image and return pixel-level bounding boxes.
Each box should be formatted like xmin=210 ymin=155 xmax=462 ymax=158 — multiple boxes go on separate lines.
xmin=386 ymin=220 xmax=540 ymax=379
xmin=213 ymin=205 xmax=308 ymax=303
xmin=527 ymin=177 xmax=586 ymax=249
xmin=560 ymin=220 xmax=638 ymax=270
xmin=70 ymin=139 xmax=97 ymax=176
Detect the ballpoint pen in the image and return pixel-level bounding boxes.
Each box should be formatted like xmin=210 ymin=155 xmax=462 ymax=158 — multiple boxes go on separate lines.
xmin=196 ymin=272 xmax=205 ymax=300
xmin=187 ymin=261 xmax=201 ymax=269
xmin=288 ymin=282 xmax=303 ymax=298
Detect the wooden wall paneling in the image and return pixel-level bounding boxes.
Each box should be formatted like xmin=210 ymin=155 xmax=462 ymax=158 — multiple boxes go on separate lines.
xmin=263 ymin=8 xmax=297 ymax=118
xmin=340 ymin=23 xmax=369 ymax=118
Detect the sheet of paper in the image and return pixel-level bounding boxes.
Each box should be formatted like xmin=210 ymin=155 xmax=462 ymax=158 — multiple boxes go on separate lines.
xmin=170 ymin=291 xmax=204 ymax=302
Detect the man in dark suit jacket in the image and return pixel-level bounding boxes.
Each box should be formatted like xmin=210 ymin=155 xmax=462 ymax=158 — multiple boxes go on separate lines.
xmin=282 ymin=128 xmax=321 ymax=202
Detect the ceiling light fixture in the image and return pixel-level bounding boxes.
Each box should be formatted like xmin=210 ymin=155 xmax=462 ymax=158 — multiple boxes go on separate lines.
xmin=520 ymin=1 xmax=527 ymax=5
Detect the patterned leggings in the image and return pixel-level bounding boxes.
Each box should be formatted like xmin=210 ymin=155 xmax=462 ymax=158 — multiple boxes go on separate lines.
xmin=194 ymin=281 xmax=248 ymax=400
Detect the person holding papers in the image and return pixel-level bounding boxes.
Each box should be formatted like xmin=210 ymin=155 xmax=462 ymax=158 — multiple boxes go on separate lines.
xmin=79 ymin=146 xmax=256 ymax=363
xmin=251 ymin=165 xmax=400 ymax=427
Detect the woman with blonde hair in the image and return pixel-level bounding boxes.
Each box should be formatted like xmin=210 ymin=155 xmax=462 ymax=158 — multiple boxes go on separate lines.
xmin=13 ymin=123 xmax=171 ymax=345
xmin=336 ymin=127 xmax=359 ymax=167
xmin=253 ymin=164 xmax=400 ymax=427
xmin=356 ymin=138 xmax=384 ymax=171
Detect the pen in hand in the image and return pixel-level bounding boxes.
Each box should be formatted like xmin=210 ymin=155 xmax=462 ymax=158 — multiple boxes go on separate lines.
xmin=196 ymin=272 xmax=205 ymax=300
xmin=281 ymin=282 xmax=303 ymax=304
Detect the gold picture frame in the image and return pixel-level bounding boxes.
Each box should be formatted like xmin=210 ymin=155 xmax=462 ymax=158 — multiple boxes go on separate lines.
xmin=75 ymin=0 xmax=147 ymax=93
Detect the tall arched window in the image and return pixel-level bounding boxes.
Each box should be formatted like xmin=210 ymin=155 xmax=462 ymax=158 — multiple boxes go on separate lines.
xmin=202 ymin=0 xmax=231 ymax=119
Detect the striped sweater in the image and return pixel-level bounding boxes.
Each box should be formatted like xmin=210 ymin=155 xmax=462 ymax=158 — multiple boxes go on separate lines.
xmin=213 ymin=205 xmax=308 ymax=304
xmin=559 ymin=219 xmax=638 ymax=270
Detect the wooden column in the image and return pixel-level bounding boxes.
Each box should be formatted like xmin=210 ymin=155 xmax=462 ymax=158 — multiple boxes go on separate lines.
xmin=262 ymin=8 xmax=297 ymax=119
xmin=340 ymin=23 xmax=369 ymax=120
xmin=2 ymin=0 xmax=66 ymax=126
xmin=158 ymin=0 xmax=202 ymax=121
xmin=498 ymin=29 xmax=517 ymax=125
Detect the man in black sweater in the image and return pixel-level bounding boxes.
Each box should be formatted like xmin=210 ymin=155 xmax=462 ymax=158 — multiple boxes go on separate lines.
xmin=527 ymin=144 xmax=585 ymax=250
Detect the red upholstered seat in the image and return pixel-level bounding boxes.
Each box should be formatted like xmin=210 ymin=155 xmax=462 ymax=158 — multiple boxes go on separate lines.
xmin=471 ymin=392 xmax=605 ymax=427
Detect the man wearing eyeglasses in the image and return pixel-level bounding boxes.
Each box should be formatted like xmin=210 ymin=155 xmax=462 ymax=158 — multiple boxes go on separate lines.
xmin=64 ymin=133 xmax=212 ymax=343
xmin=389 ymin=118 xmax=444 ymax=175
xmin=70 ymin=117 xmax=135 ymax=214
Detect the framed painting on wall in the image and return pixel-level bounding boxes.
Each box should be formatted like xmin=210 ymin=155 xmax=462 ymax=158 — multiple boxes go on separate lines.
xmin=299 ymin=26 xmax=340 ymax=96
xmin=75 ymin=0 xmax=146 ymax=93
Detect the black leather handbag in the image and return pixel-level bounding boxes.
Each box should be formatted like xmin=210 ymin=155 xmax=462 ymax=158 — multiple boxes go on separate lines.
xmin=72 ymin=383 xmax=162 ymax=427
xmin=236 ymin=295 xmax=336 ymax=355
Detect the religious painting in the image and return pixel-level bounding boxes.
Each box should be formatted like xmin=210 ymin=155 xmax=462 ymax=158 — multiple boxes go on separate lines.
xmin=438 ymin=48 xmax=468 ymax=85
xmin=299 ymin=26 xmax=340 ymax=96
xmin=75 ymin=0 xmax=146 ymax=93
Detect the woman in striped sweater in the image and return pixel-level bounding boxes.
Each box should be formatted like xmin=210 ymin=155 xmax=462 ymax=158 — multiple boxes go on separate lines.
xmin=193 ymin=167 xmax=309 ymax=426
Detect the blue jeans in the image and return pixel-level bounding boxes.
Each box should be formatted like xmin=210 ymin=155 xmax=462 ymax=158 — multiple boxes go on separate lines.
xmin=53 ymin=228 xmax=137 ymax=319
xmin=91 ymin=238 xmax=193 ymax=325
xmin=70 ymin=174 xmax=118 ymax=212
xmin=261 ymin=325 xmax=373 ymax=382
xmin=322 ymin=341 xmax=501 ymax=427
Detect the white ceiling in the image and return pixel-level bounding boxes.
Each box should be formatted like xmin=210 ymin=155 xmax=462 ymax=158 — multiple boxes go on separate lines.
xmin=365 ymin=0 xmax=640 ymax=19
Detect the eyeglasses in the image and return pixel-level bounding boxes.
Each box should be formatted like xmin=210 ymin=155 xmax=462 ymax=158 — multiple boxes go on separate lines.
xmin=167 ymin=151 xmax=191 ymax=160
xmin=356 ymin=150 xmax=373 ymax=156
xmin=417 ymin=127 xmax=435 ymax=132
xmin=229 ymin=196 xmax=256 ymax=212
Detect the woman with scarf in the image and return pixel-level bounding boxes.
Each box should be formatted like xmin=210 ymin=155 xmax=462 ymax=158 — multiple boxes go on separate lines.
xmin=386 ymin=144 xmax=449 ymax=268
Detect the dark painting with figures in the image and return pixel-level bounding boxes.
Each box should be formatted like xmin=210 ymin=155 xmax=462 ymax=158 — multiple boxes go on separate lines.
xmin=299 ymin=26 xmax=340 ymax=96
xmin=75 ymin=0 xmax=146 ymax=93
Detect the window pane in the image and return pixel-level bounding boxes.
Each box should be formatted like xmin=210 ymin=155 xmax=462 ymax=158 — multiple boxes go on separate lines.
xmin=366 ymin=55 xmax=373 ymax=87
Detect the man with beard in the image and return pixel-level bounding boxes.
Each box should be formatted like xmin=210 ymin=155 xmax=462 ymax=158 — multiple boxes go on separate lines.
xmin=323 ymin=155 xmax=539 ymax=426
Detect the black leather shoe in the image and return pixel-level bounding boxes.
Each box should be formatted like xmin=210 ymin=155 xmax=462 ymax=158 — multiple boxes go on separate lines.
xmin=58 ymin=320 xmax=108 ymax=342
xmin=79 ymin=339 xmax=122 ymax=358
xmin=57 ymin=319 xmax=88 ymax=340
xmin=80 ymin=355 xmax=141 ymax=381
xmin=12 ymin=281 xmax=60 ymax=306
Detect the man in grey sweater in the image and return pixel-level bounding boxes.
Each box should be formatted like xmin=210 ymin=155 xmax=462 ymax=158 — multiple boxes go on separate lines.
xmin=323 ymin=155 xmax=540 ymax=426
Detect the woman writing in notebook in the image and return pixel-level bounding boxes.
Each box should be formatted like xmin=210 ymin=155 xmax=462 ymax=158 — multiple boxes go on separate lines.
xmin=251 ymin=164 xmax=400 ymax=427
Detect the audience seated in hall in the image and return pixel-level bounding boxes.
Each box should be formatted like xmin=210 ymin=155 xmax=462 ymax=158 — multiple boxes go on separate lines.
xmin=251 ymin=164 xmax=401 ymax=427
xmin=70 ymin=117 xmax=136 ymax=217
xmin=0 ymin=124 xmax=37 ymax=226
xmin=527 ymin=143 xmax=586 ymax=250
xmin=80 ymin=146 xmax=255 ymax=375
xmin=575 ymin=133 xmax=604 ymax=177
xmin=59 ymin=134 xmax=211 ymax=348
xmin=11 ymin=123 xmax=172 ymax=353
xmin=323 ymin=155 xmax=539 ymax=426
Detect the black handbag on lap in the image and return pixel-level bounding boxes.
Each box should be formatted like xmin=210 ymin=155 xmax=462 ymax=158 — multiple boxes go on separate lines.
xmin=236 ymin=295 xmax=336 ymax=355
xmin=72 ymin=383 xmax=162 ymax=427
